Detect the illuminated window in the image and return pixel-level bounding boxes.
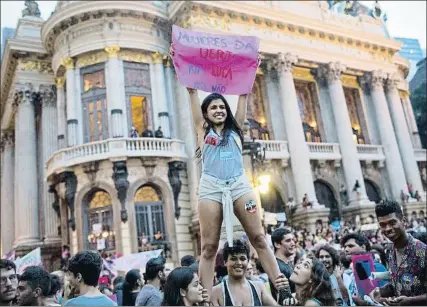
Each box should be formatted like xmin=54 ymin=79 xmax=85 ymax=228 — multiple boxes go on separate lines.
xmin=344 ymin=87 xmax=365 ymax=144
xmin=247 ymin=76 xmax=270 ymax=140
xmin=295 ymin=81 xmax=321 ymax=142
xmin=84 ymin=190 xmax=115 ymax=251
xmin=81 ymin=64 xmax=108 ymax=143
xmin=134 ymin=185 xmax=166 ymax=252
xmin=124 ymin=62 xmax=153 ymax=136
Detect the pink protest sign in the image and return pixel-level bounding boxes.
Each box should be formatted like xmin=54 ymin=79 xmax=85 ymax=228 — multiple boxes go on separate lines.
xmin=171 ymin=25 xmax=260 ymax=95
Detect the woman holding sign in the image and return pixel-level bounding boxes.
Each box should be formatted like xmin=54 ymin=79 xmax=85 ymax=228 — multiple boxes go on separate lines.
xmin=170 ymin=46 xmax=289 ymax=303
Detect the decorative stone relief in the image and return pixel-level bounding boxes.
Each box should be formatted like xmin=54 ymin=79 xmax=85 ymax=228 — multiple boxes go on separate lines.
xmin=59 ymin=171 xmax=77 ymax=231
xmin=274 ymin=52 xmax=298 ymax=74
xmin=61 ymin=57 xmax=74 ymax=69
xmin=368 ymin=70 xmax=387 ymax=90
xmin=168 ymin=161 xmax=187 ymax=220
xmin=313 ymin=160 xmax=336 ymax=179
xmin=75 ymin=52 xmax=107 ymax=68
xmin=19 ymin=60 xmax=54 ymax=74
xmin=22 ymin=0 xmax=41 ymax=18
xmin=56 ymin=77 xmax=65 ymax=89
xmin=112 ymin=161 xmax=130 ymax=223
xmin=119 ymin=50 xmax=152 ymax=63
xmin=105 ymin=45 xmax=120 ymax=59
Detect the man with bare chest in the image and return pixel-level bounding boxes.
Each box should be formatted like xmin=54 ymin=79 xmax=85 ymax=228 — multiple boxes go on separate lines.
xmin=210 ymin=239 xmax=280 ymax=306
xmin=370 ymin=200 xmax=426 ymax=306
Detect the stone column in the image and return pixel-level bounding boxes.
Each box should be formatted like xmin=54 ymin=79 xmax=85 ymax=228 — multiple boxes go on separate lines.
xmin=274 ymin=53 xmax=318 ymax=205
xmin=366 ymin=71 xmax=408 ymax=200
xmin=40 ymin=85 xmax=61 ymax=244
xmin=264 ymin=65 xmax=287 ymax=141
xmin=401 ymin=93 xmax=422 ymax=148
xmin=56 ymin=77 xmax=67 ymax=149
xmin=152 ymin=52 xmax=171 ymax=138
xmin=1 ymin=131 xmax=15 ymax=253
xmin=385 ymin=75 xmax=423 ymax=197
xmin=164 ymin=58 xmax=179 ymax=139
xmin=62 ymin=58 xmax=78 ymax=147
xmin=13 ymin=85 xmax=40 ymax=245
xmin=319 ymin=62 xmax=369 ymax=204
xmin=105 ymin=46 xmax=127 ymax=138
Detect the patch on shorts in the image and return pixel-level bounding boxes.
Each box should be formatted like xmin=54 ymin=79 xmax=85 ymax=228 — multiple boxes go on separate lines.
xmin=245 ymin=200 xmax=257 ymax=214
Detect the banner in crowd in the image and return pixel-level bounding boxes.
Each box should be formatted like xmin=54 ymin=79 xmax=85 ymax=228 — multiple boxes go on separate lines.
xmin=14 ymin=248 xmax=42 ymax=274
xmin=351 ymin=253 xmax=378 ymax=297
xmin=171 ymin=25 xmax=259 ymax=95
xmin=110 ymin=249 xmax=163 ymax=273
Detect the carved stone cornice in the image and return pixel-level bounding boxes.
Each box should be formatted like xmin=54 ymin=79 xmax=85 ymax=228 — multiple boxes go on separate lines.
xmin=61 ymin=57 xmax=74 ymax=69
xmin=105 ymin=45 xmax=120 ymax=59
xmin=40 ymin=84 xmax=57 ymax=107
xmin=274 ymin=52 xmax=298 ymax=74
xmin=55 ymin=77 xmax=65 ymax=88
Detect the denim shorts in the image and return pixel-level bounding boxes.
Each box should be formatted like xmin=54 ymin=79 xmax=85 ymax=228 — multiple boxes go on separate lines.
xmin=198 ymin=173 xmax=253 ymax=204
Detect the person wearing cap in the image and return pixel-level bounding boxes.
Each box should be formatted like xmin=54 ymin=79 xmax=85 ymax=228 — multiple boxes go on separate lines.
xmin=135 ymin=257 xmax=166 ymax=306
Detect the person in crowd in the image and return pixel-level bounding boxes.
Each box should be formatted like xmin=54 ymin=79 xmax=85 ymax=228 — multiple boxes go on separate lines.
xmin=369 ymin=200 xmax=426 ymax=306
xmin=112 ymin=276 xmax=125 ymax=306
xmin=122 ymin=269 xmax=142 ymax=306
xmin=270 ymin=228 xmax=296 ymax=300
xmin=43 ymin=274 xmax=62 ymax=306
xmin=162 ymin=267 xmax=208 ymax=306
xmin=210 ymin=239 xmax=277 ymax=306
xmin=289 ymin=257 xmax=335 ymax=306
xmin=0 ymin=259 xmax=18 ymax=306
xmin=135 ymin=256 xmax=166 ymax=306
xmin=181 ymin=255 xmax=197 ymax=267
xmin=142 ymin=126 xmax=154 ymax=137
xmin=340 ymin=232 xmax=387 ymax=305
xmin=171 ymin=46 xmax=288 ymax=303
xmin=370 ymin=244 xmax=388 ymax=268
xmin=155 ymin=126 xmax=164 ymax=138
xmin=16 ymin=266 xmax=51 ymax=306
xmin=98 ymin=284 xmax=117 ymax=303
xmin=315 ymin=245 xmax=348 ymax=306
xmin=63 ymin=250 xmax=117 ymax=306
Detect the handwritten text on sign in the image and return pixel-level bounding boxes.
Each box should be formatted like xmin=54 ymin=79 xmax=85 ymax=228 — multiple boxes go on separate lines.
xmin=171 ymin=25 xmax=260 ymax=95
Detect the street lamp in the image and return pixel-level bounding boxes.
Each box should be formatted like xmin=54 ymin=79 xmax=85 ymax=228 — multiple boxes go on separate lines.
xmin=258 ymin=174 xmax=271 ymax=194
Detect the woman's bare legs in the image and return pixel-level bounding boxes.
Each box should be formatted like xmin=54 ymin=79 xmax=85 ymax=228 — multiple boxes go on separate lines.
xmin=234 ymin=191 xmax=282 ymax=286
xmin=198 ymin=198 xmax=223 ymax=299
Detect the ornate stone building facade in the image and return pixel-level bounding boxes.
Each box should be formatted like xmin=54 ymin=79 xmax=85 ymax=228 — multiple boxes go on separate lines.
xmin=1 ymin=1 xmax=426 ymax=266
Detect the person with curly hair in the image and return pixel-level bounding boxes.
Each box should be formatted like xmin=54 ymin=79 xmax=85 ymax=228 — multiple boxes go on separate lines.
xmin=315 ymin=245 xmax=348 ymax=306
xmin=16 ymin=266 xmax=51 ymax=306
xmin=162 ymin=267 xmax=208 ymax=306
xmin=63 ymin=251 xmax=117 ymax=306
xmin=289 ymin=257 xmax=335 ymax=306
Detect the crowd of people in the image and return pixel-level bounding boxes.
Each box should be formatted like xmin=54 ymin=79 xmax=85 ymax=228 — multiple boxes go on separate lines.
xmin=1 ymin=199 xmax=425 ymax=306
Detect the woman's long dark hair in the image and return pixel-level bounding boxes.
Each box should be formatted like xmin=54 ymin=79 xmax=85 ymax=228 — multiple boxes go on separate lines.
xmin=162 ymin=267 xmax=196 ymax=306
xmin=122 ymin=269 xmax=142 ymax=306
xmin=299 ymin=258 xmax=335 ymax=306
xmin=195 ymin=93 xmax=244 ymax=159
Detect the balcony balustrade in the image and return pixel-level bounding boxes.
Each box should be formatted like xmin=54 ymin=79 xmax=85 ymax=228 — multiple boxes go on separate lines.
xmin=46 ymin=138 xmax=187 ymax=179
xmin=256 ymin=140 xmax=290 ymax=160
xmin=414 ymin=148 xmax=426 ymax=162
xmin=356 ymin=144 xmax=386 ymax=162
xmin=307 ymin=142 xmax=342 ymax=161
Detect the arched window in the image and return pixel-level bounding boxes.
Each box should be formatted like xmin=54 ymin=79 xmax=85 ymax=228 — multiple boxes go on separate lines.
xmin=124 ymin=62 xmax=153 ymax=136
xmin=260 ymin=187 xmax=285 ymax=213
xmin=84 ymin=190 xmax=115 ymax=251
xmin=134 ymin=185 xmax=166 ymax=252
xmin=81 ymin=63 xmax=108 ymax=143
xmin=364 ymin=179 xmax=381 ymax=203
xmin=314 ymin=180 xmax=339 ymax=221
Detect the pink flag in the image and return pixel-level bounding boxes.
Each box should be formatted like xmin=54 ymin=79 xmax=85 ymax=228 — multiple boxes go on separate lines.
xmin=171 ymin=25 xmax=260 ymax=95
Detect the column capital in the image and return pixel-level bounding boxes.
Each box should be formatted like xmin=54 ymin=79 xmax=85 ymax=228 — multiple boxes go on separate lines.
xmin=61 ymin=57 xmax=74 ymax=69
xmin=40 ymin=84 xmax=57 ymax=107
xmin=152 ymin=51 xmax=164 ymax=64
xmin=55 ymin=77 xmax=65 ymax=88
xmin=164 ymin=57 xmax=172 ymax=68
xmin=13 ymin=83 xmax=37 ymax=108
xmin=385 ymin=73 xmax=400 ymax=91
xmin=318 ymin=62 xmax=347 ymax=83
xmin=274 ymin=52 xmax=298 ymax=74
xmin=105 ymin=45 xmax=120 ymax=59
xmin=368 ymin=70 xmax=387 ymax=90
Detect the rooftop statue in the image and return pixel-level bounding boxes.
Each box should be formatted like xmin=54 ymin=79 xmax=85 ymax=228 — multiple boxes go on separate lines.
xmin=22 ymin=0 xmax=41 ymax=18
